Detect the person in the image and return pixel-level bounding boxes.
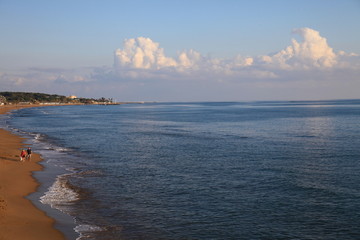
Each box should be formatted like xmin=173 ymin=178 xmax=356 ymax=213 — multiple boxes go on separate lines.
xmin=20 ymin=149 xmax=26 ymax=161
xmin=26 ymin=147 xmax=32 ymax=160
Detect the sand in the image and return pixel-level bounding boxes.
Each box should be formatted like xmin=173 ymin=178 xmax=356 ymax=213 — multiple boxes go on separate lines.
xmin=0 ymin=105 xmax=65 ymax=240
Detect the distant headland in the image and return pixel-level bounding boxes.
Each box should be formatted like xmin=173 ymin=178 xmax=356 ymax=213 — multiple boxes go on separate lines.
xmin=0 ymin=92 xmax=129 ymax=105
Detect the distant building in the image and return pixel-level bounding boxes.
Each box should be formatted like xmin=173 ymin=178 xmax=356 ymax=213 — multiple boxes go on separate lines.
xmin=68 ymin=95 xmax=77 ymax=99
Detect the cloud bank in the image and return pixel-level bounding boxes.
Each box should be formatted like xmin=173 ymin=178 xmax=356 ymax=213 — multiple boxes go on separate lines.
xmin=2 ymin=28 xmax=359 ymax=101
xmin=113 ymin=27 xmax=358 ymax=80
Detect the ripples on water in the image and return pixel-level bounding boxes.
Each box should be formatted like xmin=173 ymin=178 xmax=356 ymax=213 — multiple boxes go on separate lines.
xmin=7 ymin=100 xmax=360 ymax=239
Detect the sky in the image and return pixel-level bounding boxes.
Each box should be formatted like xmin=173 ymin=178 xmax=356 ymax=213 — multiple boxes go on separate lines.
xmin=1 ymin=0 xmax=360 ymax=101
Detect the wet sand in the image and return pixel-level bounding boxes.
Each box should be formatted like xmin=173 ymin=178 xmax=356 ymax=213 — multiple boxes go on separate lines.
xmin=0 ymin=105 xmax=65 ymax=240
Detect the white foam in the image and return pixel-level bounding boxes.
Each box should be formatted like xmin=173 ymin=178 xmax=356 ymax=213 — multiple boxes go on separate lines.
xmin=54 ymin=147 xmax=70 ymax=152
xmin=44 ymin=146 xmax=70 ymax=152
xmin=33 ymin=133 xmax=44 ymax=142
xmin=75 ymin=224 xmax=103 ymax=233
xmin=75 ymin=224 xmax=104 ymax=240
xmin=40 ymin=175 xmax=79 ymax=208
xmin=40 ymin=110 xmax=50 ymax=115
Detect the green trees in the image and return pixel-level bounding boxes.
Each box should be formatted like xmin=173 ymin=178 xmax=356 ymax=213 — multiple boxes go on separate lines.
xmin=0 ymin=92 xmax=115 ymax=104
xmin=0 ymin=92 xmax=65 ymax=103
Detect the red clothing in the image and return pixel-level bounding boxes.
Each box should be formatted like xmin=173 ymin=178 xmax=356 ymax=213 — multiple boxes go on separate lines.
xmin=21 ymin=150 xmax=26 ymax=157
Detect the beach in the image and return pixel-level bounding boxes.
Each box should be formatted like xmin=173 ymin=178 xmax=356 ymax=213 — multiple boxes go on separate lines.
xmin=0 ymin=105 xmax=65 ymax=240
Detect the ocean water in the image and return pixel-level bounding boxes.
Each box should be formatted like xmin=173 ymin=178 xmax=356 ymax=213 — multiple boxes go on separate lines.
xmin=5 ymin=100 xmax=360 ymax=239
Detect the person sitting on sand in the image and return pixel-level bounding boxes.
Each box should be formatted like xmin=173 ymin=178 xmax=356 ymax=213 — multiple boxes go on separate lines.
xmin=26 ymin=147 xmax=32 ymax=160
xmin=20 ymin=149 xmax=26 ymax=161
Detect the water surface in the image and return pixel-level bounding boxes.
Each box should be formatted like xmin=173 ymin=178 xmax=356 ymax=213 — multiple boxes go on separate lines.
xmin=7 ymin=100 xmax=360 ymax=239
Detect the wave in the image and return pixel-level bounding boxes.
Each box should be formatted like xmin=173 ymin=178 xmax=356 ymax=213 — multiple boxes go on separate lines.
xmin=40 ymin=174 xmax=80 ymax=208
xmin=74 ymin=225 xmax=104 ymax=240
xmin=40 ymin=169 xmax=106 ymax=239
xmin=45 ymin=146 xmax=72 ymax=152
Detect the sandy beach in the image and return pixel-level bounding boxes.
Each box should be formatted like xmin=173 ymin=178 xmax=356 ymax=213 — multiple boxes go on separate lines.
xmin=0 ymin=105 xmax=65 ymax=240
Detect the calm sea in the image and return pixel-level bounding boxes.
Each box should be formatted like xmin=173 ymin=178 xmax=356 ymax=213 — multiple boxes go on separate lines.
xmin=4 ymin=100 xmax=360 ymax=239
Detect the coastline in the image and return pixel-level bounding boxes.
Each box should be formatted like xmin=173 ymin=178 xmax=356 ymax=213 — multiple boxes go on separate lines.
xmin=0 ymin=105 xmax=65 ymax=240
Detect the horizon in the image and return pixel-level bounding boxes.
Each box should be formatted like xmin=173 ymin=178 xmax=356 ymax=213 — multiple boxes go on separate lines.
xmin=1 ymin=0 xmax=359 ymax=102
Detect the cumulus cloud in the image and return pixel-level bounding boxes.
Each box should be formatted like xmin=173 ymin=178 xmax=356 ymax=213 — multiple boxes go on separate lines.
xmin=113 ymin=28 xmax=358 ymax=81
xmin=114 ymin=37 xmax=177 ymax=70
xmin=115 ymin=37 xmax=216 ymax=71
xmin=258 ymin=28 xmax=337 ymax=69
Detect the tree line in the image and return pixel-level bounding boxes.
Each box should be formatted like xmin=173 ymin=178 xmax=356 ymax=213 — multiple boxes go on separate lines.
xmin=0 ymin=92 xmax=113 ymax=104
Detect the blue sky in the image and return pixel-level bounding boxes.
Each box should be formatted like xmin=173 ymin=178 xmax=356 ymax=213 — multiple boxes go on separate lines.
xmin=1 ymin=0 xmax=360 ymax=101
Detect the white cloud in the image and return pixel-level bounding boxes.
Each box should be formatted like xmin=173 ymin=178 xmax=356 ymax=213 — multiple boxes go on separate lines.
xmin=114 ymin=37 xmax=177 ymax=70
xmin=115 ymin=38 xmax=220 ymax=71
xmin=259 ymin=28 xmax=337 ymax=69
xmin=178 ymin=49 xmax=202 ymax=69
xmin=113 ymin=28 xmax=358 ymax=81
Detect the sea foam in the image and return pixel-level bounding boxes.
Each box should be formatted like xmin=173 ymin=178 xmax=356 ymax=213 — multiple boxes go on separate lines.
xmin=40 ymin=174 xmax=79 ymax=208
xmin=75 ymin=224 xmax=104 ymax=240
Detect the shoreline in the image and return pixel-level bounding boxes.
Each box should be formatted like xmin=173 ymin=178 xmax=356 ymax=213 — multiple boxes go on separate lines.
xmin=0 ymin=105 xmax=67 ymax=240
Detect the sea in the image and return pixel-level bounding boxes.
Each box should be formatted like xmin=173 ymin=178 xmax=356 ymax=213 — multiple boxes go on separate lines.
xmin=2 ymin=100 xmax=360 ymax=240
